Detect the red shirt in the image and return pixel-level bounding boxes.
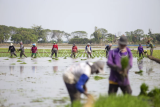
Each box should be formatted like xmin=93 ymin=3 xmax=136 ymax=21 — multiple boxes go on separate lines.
xmin=72 ymin=46 xmax=77 ymax=52
xmin=31 ymin=46 xmax=37 ymax=53
xmin=52 ymin=44 xmax=58 ymax=50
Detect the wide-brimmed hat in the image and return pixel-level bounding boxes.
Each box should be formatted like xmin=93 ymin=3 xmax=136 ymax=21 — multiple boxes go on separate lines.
xmin=10 ymin=43 xmax=13 ymax=46
xmin=93 ymin=61 xmax=105 ymax=73
xmin=118 ymin=36 xmax=127 ymax=45
xmin=87 ymin=43 xmax=90 ymax=45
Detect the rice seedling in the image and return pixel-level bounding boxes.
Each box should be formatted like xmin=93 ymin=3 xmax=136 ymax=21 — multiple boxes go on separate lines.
xmin=17 ymin=60 xmax=22 ymax=62
xmin=20 ymin=62 xmax=27 ymax=64
xmin=11 ymin=63 xmax=16 ymax=65
xmin=94 ymin=76 xmax=105 ymax=80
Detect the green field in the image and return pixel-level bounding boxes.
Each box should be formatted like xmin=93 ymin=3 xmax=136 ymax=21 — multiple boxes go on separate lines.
xmin=1 ymin=48 xmax=160 ymax=59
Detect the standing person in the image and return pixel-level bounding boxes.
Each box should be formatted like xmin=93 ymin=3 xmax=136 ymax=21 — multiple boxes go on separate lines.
xmin=146 ymin=40 xmax=154 ymax=56
xmin=51 ymin=42 xmax=58 ymax=58
xmin=19 ymin=42 xmax=27 ymax=58
xmin=137 ymin=44 xmax=144 ymax=57
xmin=105 ymin=43 xmax=112 ymax=58
xmin=85 ymin=43 xmax=92 ymax=58
xmin=63 ymin=61 xmax=105 ymax=106
xmin=31 ymin=44 xmax=38 ymax=58
xmin=71 ymin=43 xmax=78 ymax=58
xmin=8 ymin=43 xmax=17 ymax=57
xmin=107 ymin=36 xmax=133 ymax=95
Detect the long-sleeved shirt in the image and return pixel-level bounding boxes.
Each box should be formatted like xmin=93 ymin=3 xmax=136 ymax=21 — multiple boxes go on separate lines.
xmin=72 ymin=46 xmax=78 ymax=52
xmin=105 ymin=45 xmax=111 ymax=52
xmin=85 ymin=46 xmax=92 ymax=52
xmin=19 ymin=45 xmax=24 ymax=52
xmin=138 ymin=46 xmax=144 ymax=53
xmin=63 ymin=62 xmax=92 ymax=93
xmin=52 ymin=44 xmax=58 ymax=50
xmin=31 ymin=46 xmax=37 ymax=53
xmin=8 ymin=46 xmax=16 ymax=52
xmin=107 ymin=47 xmax=133 ymax=86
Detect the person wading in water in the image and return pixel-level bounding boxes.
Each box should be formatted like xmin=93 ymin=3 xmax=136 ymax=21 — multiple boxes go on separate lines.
xmin=51 ymin=42 xmax=58 ymax=58
xmin=137 ymin=44 xmax=144 ymax=57
xmin=63 ymin=61 xmax=105 ymax=106
xmin=85 ymin=43 xmax=92 ymax=58
xmin=107 ymin=36 xmax=133 ymax=95
xmin=105 ymin=43 xmax=112 ymax=58
xmin=71 ymin=43 xmax=78 ymax=58
xmin=19 ymin=42 xmax=27 ymax=58
xmin=8 ymin=43 xmax=17 ymax=57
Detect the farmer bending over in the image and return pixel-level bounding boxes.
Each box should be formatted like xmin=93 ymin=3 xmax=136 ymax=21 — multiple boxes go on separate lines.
xmin=137 ymin=44 xmax=144 ymax=57
xmin=19 ymin=42 xmax=27 ymax=58
xmin=146 ymin=40 xmax=154 ymax=56
xmin=105 ymin=43 xmax=112 ymax=58
xmin=51 ymin=42 xmax=58 ymax=58
xmin=85 ymin=43 xmax=92 ymax=58
xmin=71 ymin=43 xmax=78 ymax=58
xmin=107 ymin=36 xmax=133 ymax=95
xmin=8 ymin=43 xmax=17 ymax=57
xmin=63 ymin=61 xmax=105 ymax=106
xmin=31 ymin=44 xmax=38 ymax=58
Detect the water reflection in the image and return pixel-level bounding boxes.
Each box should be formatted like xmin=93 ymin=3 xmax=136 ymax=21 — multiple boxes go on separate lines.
xmin=9 ymin=66 xmax=14 ymax=74
xmin=20 ymin=66 xmax=24 ymax=75
xmin=32 ymin=66 xmax=37 ymax=73
xmin=146 ymin=67 xmax=154 ymax=75
xmin=53 ymin=66 xmax=58 ymax=73
xmin=137 ymin=59 xmax=143 ymax=70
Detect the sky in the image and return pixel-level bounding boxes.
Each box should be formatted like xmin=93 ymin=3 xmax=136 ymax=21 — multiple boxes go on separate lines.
xmin=0 ymin=0 xmax=160 ymax=39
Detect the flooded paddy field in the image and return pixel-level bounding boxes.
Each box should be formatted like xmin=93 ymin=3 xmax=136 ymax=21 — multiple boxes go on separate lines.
xmin=0 ymin=57 xmax=160 ymax=107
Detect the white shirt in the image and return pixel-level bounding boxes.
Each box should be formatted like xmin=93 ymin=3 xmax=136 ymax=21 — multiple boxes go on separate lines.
xmin=63 ymin=62 xmax=93 ymax=84
xmin=86 ymin=46 xmax=91 ymax=52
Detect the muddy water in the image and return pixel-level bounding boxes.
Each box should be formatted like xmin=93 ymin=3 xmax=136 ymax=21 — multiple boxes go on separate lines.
xmin=0 ymin=57 xmax=160 ymax=107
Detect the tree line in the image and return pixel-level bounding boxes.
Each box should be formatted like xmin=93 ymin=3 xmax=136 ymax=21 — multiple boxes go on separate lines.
xmin=0 ymin=25 xmax=160 ymax=44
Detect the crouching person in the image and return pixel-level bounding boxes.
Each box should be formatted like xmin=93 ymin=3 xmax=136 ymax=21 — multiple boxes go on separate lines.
xmin=107 ymin=36 xmax=133 ymax=95
xmin=63 ymin=61 xmax=105 ymax=106
xmin=31 ymin=44 xmax=38 ymax=58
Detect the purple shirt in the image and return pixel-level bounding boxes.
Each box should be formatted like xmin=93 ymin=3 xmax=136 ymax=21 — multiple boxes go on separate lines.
xmin=138 ymin=46 xmax=144 ymax=53
xmin=107 ymin=47 xmax=133 ymax=86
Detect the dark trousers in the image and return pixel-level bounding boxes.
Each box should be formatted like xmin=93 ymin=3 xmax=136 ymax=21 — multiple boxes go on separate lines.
xmin=87 ymin=52 xmax=92 ymax=58
xmin=10 ymin=52 xmax=17 ymax=57
xmin=139 ymin=53 xmax=144 ymax=57
xmin=65 ymin=82 xmax=81 ymax=104
xmin=51 ymin=50 xmax=57 ymax=58
xmin=108 ymin=84 xmax=132 ymax=95
xmin=106 ymin=51 xmax=108 ymax=58
xmin=71 ymin=52 xmax=76 ymax=58
xmin=20 ymin=51 xmax=27 ymax=58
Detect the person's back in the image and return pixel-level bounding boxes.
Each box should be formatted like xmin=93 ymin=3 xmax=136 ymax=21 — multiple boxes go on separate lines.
xmin=31 ymin=46 xmax=37 ymax=53
xmin=72 ymin=46 xmax=77 ymax=52
xmin=9 ymin=46 xmax=15 ymax=52
xmin=63 ymin=62 xmax=92 ymax=84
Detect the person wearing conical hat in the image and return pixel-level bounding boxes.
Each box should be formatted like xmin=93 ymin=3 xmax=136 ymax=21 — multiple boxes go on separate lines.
xmin=8 ymin=43 xmax=17 ymax=57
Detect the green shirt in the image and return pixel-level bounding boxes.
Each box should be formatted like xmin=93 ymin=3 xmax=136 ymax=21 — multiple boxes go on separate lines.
xmin=149 ymin=42 xmax=153 ymax=48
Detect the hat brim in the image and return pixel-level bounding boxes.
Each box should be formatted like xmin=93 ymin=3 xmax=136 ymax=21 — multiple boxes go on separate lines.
xmin=118 ymin=41 xmax=127 ymax=45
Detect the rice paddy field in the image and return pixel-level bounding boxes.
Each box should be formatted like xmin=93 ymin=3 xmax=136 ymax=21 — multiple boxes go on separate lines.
xmin=0 ymin=48 xmax=160 ymax=107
